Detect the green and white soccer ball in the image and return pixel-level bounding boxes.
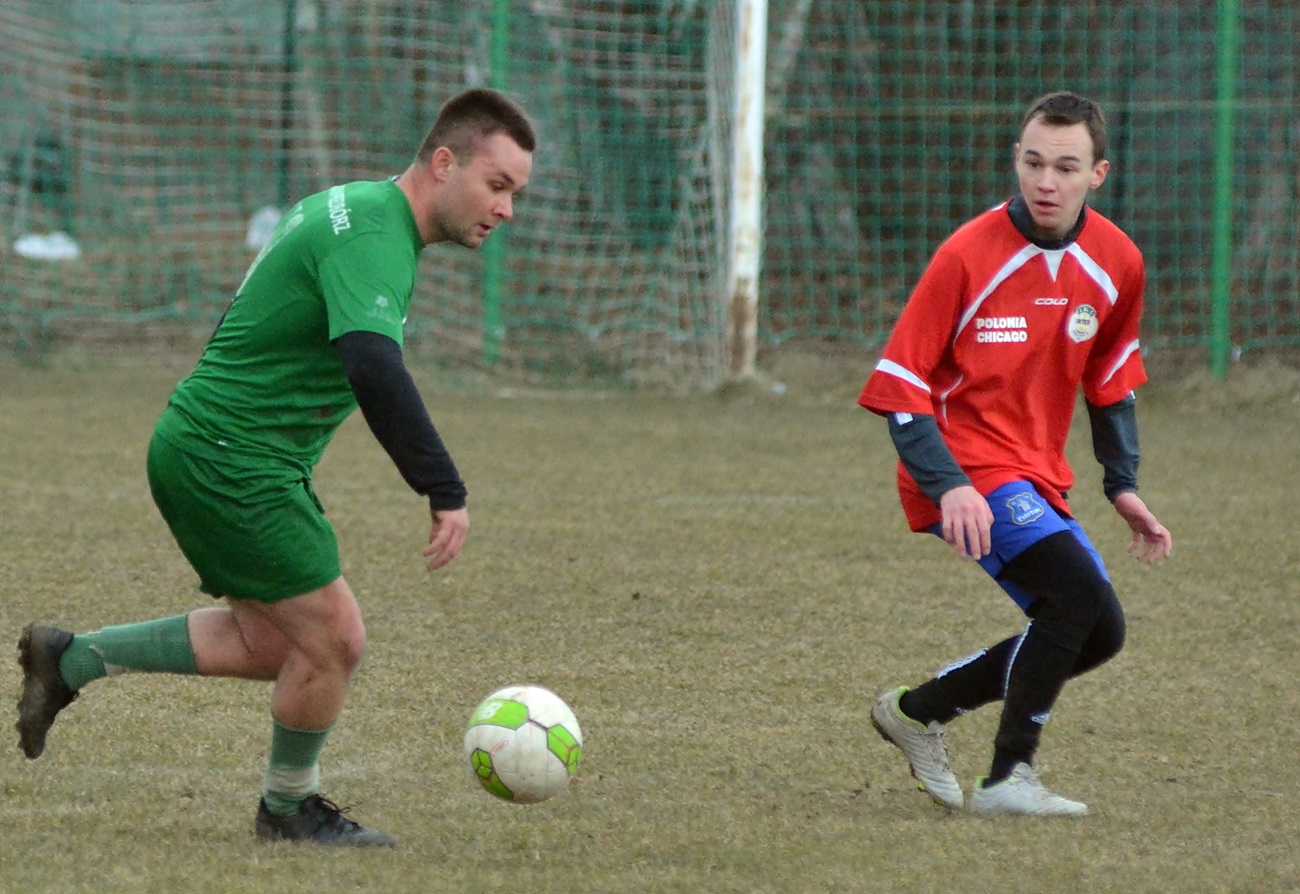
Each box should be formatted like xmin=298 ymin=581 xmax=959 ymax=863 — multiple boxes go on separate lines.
xmin=464 ymin=684 xmax=583 ymax=803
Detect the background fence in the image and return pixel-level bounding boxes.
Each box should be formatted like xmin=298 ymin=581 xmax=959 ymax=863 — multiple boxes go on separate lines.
xmin=2 ymin=1 xmax=1297 ymax=388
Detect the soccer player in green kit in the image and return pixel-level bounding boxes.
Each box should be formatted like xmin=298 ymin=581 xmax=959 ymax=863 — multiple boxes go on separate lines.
xmin=15 ymin=87 xmax=537 ymax=846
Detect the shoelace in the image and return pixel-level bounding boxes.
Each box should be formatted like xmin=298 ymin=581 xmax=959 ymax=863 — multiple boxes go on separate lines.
xmin=310 ymin=796 xmax=364 ymax=830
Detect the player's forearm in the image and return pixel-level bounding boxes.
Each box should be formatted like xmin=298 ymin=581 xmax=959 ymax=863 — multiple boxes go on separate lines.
xmin=335 ymin=330 xmax=467 ymax=510
xmin=886 ymin=412 xmax=971 ymax=505
xmin=1086 ymin=393 xmax=1140 ymax=502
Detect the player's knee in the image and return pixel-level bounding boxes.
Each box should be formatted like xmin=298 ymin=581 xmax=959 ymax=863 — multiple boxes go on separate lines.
xmin=316 ymin=579 xmax=367 ymax=674
xmin=1024 ymin=571 xmax=1121 ymax=660
xmin=293 ymin=588 xmax=367 ymax=677
xmin=318 ymin=609 xmax=366 ymax=677
xmin=338 ymin=623 xmax=367 ymax=676
xmin=1074 ymin=577 xmax=1125 ymax=660
xmin=301 ymin=625 xmax=365 ymax=680
xmin=1072 ymin=588 xmax=1125 ymax=676
xmin=1090 ymin=592 xmax=1126 ymax=663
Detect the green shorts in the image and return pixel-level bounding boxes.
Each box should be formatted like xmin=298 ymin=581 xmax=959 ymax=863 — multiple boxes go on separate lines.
xmin=147 ymin=425 xmax=341 ymax=603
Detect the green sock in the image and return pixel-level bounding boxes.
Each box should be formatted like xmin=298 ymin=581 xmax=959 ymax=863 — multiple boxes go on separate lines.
xmin=58 ymin=614 xmax=198 ymax=691
xmin=262 ymin=718 xmax=332 ymax=817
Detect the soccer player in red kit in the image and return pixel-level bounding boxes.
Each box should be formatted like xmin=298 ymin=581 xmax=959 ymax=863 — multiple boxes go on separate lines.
xmin=859 ymin=91 xmax=1172 ymax=816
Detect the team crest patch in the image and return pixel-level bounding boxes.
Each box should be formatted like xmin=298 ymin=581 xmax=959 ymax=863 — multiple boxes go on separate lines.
xmin=1005 ymin=491 xmax=1046 ymax=525
xmin=1066 ymin=304 xmax=1099 ymax=343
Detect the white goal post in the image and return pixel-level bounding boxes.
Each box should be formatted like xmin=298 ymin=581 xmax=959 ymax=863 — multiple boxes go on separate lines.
xmin=724 ymin=0 xmax=768 ymax=382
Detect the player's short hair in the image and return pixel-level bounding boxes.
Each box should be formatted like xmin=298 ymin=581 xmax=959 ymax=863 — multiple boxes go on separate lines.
xmin=416 ymin=87 xmax=537 ymax=162
xmin=1020 ymin=91 xmax=1108 ymax=162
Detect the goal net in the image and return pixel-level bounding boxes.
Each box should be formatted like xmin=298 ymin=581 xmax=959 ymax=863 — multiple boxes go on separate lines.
xmin=3 ymin=1 xmax=1299 ymax=382
xmin=0 ymin=0 xmax=740 ymax=389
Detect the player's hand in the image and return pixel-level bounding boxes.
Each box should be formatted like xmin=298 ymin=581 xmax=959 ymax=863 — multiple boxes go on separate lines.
xmin=939 ymin=485 xmax=994 ymax=559
xmin=423 ymin=506 xmax=469 ymax=571
xmin=1111 ymin=491 xmax=1172 ymax=563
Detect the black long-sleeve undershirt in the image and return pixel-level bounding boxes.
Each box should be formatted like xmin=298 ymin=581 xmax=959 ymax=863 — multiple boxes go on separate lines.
xmin=334 ymin=329 xmax=467 ymax=511
xmin=886 ymin=396 xmax=1140 ymax=506
xmin=1086 ymin=392 xmax=1140 ymax=501
xmin=886 ymin=413 xmax=971 ymax=505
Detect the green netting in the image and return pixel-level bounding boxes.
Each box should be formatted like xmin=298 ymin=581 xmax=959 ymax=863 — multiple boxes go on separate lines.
xmin=763 ymin=1 xmax=1300 ymax=359
xmin=2 ymin=1 xmax=1297 ymax=387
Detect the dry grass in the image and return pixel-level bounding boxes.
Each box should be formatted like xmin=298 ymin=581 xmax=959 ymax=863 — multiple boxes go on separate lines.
xmin=1 ymin=348 xmax=1297 ymax=893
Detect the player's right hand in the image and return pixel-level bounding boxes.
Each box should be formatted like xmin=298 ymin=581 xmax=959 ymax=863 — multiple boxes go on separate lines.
xmin=939 ymin=485 xmax=994 ymax=559
xmin=424 ymin=506 xmax=469 ymax=571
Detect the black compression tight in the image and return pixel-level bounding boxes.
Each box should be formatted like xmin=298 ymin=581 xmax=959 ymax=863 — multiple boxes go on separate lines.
xmin=900 ymin=531 xmax=1125 ymax=774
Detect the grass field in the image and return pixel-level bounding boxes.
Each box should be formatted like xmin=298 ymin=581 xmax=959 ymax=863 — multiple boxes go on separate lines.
xmin=2 ymin=348 xmax=1298 ymax=894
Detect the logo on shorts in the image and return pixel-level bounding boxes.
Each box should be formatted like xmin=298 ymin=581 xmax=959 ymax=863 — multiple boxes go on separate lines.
xmin=1005 ymin=491 xmax=1045 ymax=525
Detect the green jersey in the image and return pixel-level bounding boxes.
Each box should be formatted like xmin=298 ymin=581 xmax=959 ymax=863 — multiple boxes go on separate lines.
xmin=163 ymin=179 xmax=423 ymax=473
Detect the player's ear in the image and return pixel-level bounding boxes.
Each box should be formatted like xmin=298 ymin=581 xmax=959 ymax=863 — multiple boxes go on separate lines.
xmin=429 ymin=146 xmax=456 ymax=182
xmin=1090 ymin=158 xmax=1109 ymax=190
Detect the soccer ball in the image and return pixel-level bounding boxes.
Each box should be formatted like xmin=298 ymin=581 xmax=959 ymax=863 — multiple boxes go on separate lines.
xmin=463 ymin=684 xmax=583 ymax=803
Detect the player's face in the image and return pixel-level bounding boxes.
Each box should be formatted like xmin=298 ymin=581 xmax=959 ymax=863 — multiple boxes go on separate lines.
xmin=434 ymin=132 xmax=533 ymax=249
xmin=1013 ymin=118 xmax=1108 ymax=241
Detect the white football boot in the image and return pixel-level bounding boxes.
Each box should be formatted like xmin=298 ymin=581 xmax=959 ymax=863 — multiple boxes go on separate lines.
xmin=969 ymin=762 xmax=1088 ymax=816
xmin=870 ymin=687 xmax=964 ymax=810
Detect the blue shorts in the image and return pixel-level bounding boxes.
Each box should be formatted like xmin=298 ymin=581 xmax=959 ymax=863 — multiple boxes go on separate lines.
xmin=929 ymin=480 xmax=1108 ymax=613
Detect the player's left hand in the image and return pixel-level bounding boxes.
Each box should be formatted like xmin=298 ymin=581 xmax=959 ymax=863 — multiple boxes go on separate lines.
xmin=1111 ymin=491 xmax=1172 ymax=563
xmin=424 ymin=505 xmax=469 ymax=571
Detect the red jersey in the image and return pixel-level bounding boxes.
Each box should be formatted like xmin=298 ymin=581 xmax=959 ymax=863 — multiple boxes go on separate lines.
xmin=858 ymin=201 xmax=1148 ymax=531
